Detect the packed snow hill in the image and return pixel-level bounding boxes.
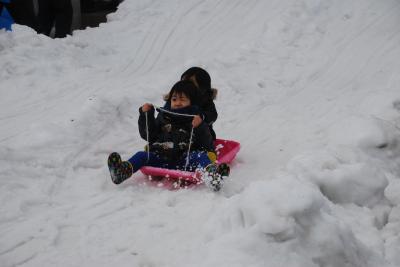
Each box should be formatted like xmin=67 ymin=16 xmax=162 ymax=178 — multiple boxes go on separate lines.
xmin=1 ymin=0 xmax=400 ymax=266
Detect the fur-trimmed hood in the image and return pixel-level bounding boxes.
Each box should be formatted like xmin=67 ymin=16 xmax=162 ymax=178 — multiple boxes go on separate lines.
xmin=210 ymin=88 xmax=218 ymax=100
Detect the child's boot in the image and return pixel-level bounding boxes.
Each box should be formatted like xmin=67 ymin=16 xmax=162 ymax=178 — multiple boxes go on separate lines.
xmin=108 ymin=152 xmax=133 ymax=184
xmin=204 ymin=163 xmax=230 ymax=192
xmin=217 ymin=163 xmax=230 ymax=178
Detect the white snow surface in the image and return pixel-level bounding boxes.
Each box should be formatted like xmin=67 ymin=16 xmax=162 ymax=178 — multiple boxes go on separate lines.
xmin=1 ymin=0 xmax=400 ymax=266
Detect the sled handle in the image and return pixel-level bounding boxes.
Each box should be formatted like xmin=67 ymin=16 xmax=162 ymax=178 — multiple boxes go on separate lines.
xmin=154 ymin=105 xmax=196 ymax=118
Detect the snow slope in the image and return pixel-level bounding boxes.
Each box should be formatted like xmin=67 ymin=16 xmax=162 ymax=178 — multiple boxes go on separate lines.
xmin=1 ymin=0 xmax=400 ymax=266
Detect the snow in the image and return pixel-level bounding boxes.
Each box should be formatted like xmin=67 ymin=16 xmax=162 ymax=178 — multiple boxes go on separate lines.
xmin=1 ymin=0 xmax=400 ymax=266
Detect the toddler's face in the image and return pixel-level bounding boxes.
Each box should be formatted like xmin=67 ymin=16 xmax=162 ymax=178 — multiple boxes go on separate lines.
xmin=171 ymin=92 xmax=191 ymax=109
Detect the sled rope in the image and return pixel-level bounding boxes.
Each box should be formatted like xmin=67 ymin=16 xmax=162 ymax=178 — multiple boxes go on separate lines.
xmin=184 ymin=126 xmax=195 ymax=171
xmin=145 ymin=111 xmax=150 ymax=162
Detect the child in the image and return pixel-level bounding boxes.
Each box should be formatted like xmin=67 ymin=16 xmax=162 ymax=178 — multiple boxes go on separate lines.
xmin=180 ymin=67 xmax=218 ymax=140
xmin=108 ymin=80 xmax=229 ymax=191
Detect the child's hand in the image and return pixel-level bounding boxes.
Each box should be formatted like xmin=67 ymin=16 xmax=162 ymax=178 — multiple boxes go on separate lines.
xmin=192 ymin=115 xmax=203 ymax=128
xmin=142 ymin=103 xmax=153 ymax=112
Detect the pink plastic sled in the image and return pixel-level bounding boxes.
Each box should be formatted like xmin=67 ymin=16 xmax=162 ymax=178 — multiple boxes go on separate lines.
xmin=140 ymin=139 xmax=240 ymax=183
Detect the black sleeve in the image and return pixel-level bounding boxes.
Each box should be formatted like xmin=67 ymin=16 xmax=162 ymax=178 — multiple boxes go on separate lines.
xmin=193 ymin=121 xmax=214 ymax=151
xmin=138 ymin=106 xmax=159 ymax=142
xmin=201 ymin=100 xmax=218 ymax=125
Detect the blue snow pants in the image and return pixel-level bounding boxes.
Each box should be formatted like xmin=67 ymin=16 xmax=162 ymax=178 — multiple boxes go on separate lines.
xmin=128 ymin=151 xmax=212 ymax=173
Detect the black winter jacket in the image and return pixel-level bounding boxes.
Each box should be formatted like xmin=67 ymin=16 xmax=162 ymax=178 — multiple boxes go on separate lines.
xmin=138 ymin=105 xmax=214 ymax=162
xmin=198 ymin=89 xmax=218 ymax=140
xmin=163 ymin=89 xmax=218 ymax=140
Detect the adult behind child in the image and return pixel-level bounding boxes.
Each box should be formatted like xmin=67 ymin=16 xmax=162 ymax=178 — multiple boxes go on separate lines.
xmin=180 ymin=67 xmax=218 ymax=140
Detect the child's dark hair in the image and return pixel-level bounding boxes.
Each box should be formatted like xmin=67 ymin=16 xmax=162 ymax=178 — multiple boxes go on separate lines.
xmin=167 ymin=80 xmax=199 ymax=106
xmin=181 ymin=67 xmax=211 ymax=91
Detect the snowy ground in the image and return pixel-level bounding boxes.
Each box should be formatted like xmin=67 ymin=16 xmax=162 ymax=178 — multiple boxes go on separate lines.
xmin=1 ymin=0 xmax=400 ymax=266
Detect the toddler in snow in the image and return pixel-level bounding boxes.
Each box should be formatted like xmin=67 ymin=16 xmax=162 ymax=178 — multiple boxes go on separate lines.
xmin=108 ymin=80 xmax=229 ymax=190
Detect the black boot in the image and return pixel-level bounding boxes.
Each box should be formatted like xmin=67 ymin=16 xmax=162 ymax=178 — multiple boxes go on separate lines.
xmin=108 ymin=152 xmax=133 ymax=184
xmin=204 ymin=163 xmax=230 ymax=191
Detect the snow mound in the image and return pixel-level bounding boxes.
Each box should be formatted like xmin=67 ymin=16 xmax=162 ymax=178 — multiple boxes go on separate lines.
xmin=201 ymin=177 xmax=390 ymax=267
xmin=288 ymin=149 xmax=388 ymax=207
